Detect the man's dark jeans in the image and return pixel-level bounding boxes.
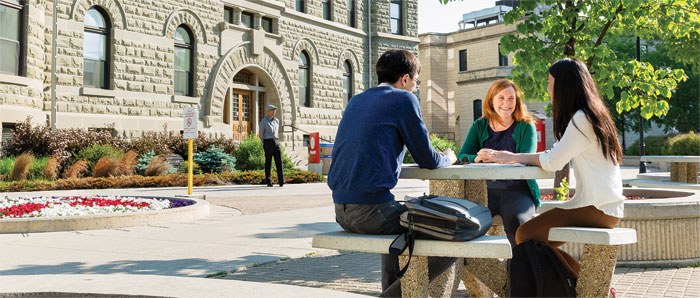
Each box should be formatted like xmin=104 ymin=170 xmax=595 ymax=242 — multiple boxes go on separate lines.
xmin=335 ymin=200 xmax=457 ymax=297
xmin=263 ymin=139 xmax=283 ymax=185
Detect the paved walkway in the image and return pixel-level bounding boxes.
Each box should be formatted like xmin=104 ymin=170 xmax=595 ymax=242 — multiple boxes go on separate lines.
xmin=1 ymin=166 xmax=698 ymax=297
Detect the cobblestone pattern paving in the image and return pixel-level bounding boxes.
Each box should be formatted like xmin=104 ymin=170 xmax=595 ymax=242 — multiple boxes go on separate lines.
xmin=225 ymin=251 xmax=700 ymax=298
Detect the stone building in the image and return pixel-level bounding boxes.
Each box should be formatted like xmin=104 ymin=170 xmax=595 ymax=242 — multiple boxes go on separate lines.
xmin=419 ymin=4 xmax=555 ymax=149
xmin=0 ymin=0 xmax=420 ymax=162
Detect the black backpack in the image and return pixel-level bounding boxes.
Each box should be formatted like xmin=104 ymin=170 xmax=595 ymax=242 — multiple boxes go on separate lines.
xmin=509 ymin=240 xmax=577 ymax=297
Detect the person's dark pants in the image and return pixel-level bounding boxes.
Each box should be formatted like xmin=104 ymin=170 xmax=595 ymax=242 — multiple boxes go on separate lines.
xmin=263 ymin=139 xmax=284 ymax=185
xmin=335 ymin=201 xmax=457 ymax=297
xmin=487 ymin=188 xmax=536 ymax=248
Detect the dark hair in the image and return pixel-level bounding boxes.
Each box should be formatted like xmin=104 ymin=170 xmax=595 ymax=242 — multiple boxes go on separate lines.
xmin=548 ymin=58 xmax=622 ymax=164
xmin=375 ymin=49 xmax=421 ymax=84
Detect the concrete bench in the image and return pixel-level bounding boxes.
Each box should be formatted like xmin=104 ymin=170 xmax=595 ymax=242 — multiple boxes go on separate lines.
xmin=312 ymin=231 xmax=511 ymax=298
xmin=549 ymin=227 xmax=637 ymax=298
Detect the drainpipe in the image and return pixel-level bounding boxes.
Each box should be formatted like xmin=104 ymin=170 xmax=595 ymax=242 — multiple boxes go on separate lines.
xmin=50 ymin=0 xmax=57 ymax=131
xmin=367 ymin=0 xmax=372 ymax=87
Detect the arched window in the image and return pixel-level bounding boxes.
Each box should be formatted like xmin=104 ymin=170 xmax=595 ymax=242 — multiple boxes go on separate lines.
xmin=0 ymin=0 xmax=24 ymax=75
xmin=174 ymin=26 xmax=194 ymax=96
xmin=299 ymin=51 xmax=311 ymax=107
xmin=83 ymin=7 xmax=110 ymax=89
xmin=342 ymin=60 xmax=352 ymax=104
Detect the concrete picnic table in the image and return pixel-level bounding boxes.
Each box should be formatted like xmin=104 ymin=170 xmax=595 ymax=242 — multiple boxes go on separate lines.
xmin=640 ymin=155 xmax=699 ymax=183
xmin=399 ymin=163 xmax=554 ymax=297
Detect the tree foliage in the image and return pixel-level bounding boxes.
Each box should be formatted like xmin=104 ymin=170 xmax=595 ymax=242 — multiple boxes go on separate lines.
xmin=443 ymin=0 xmax=698 ymax=121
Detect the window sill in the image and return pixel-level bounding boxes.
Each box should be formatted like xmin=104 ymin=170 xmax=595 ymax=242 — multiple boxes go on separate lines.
xmin=81 ymin=87 xmax=118 ymax=97
xmin=172 ymin=95 xmax=199 ymax=104
xmin=373 ymin=32 xmax=420 ymax=43
xmin=0 ymin=73 xmax=41 ymax=89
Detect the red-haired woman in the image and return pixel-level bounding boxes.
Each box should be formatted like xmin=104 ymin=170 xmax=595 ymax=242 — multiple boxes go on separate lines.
xmin=458 ymin=79 xmax=540 ymax=247
xmin=493 ymin=58 xmax=624 ymax=277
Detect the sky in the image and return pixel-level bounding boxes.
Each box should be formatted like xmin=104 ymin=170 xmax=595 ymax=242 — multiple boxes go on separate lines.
xmin=417 ymin=0 xmax=495 ymax=34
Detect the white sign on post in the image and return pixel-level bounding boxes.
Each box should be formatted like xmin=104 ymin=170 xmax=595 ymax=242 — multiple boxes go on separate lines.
xmin=183 ymin=107 xmax=198 ymax=139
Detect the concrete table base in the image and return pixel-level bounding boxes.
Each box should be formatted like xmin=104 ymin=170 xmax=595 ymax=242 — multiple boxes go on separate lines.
xmin=671 ymin=162 xmax=699 ymax=183
xmin=399 ymin=255 xmax=429 ymax=298
xmin=429 ymin=180 xmax=506 ymax=297
xmin=577 ymin=244 xmax=620 ymax=298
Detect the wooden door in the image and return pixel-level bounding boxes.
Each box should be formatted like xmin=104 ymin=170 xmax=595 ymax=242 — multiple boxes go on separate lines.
xmin=232 ymin=90 xmax=253 ymax=141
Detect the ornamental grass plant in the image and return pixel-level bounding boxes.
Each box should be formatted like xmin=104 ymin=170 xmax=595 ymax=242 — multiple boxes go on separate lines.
xmin=10 ymin=153 xmax=34 ymax=181
xmin=114 ymin=150 xmax=139 ymax=176
xmin=93 ymin=157 xmax=118 ymax=177
xmin=43 ymin=155 xmax=60 ymax=180
xmin=144 ymin=157 xmax=172 ymax=176
xmin=63 ymin=159 xmax=88 ymax=179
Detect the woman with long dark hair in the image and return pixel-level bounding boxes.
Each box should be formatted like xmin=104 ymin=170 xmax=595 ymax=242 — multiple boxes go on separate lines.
xmin=457 ymin=79 xmax=539 ymax=247
xmin=493 ymin=58 xmax=624 ymax=276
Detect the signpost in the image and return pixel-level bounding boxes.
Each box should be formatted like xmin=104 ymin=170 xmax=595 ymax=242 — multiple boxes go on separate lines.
xmin=183 ymin=107 xmax=198 ymax=195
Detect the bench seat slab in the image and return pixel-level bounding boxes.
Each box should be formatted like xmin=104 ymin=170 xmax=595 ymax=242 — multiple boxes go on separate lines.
xmin=312 ymin=231 xmax=512 ymax=259
xmin=549 ymin=227 xmax=637 ymax=245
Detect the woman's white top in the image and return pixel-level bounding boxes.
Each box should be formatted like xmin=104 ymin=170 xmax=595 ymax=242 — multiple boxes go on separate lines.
xmin=539 ymin=110 xmax=625 ymax=218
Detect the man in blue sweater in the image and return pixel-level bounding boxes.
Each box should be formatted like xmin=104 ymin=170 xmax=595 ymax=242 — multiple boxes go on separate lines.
xmin=328 ymin=49 xmax=458 ymax=297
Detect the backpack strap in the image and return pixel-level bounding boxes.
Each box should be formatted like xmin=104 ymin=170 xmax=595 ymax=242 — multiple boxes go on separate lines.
xmin=389 ymin=215 xmax=416 ymax=279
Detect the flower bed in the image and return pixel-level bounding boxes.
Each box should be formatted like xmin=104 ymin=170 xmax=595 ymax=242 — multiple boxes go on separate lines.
xmin=0 ymin=196 xmax=194 ymax=219
xmin=539 ymin=194 xmax=648 ymax=201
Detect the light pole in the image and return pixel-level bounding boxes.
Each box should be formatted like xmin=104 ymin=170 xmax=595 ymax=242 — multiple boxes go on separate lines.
xmin=50 ymin=0 xmax=58 ymax=131
xmin=637 ymin=36 xmax=647 ymax=173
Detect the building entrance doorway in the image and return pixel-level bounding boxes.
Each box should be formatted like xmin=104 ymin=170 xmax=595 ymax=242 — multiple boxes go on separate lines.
xmin=231 ymin=89 xmax=252 ymax=141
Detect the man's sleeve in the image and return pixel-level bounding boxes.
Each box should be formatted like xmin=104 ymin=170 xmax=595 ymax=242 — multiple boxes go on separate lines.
xmin=398 ymin=94 xmax=450 ymax=169
xmin=258 ymin=120 xmax=265 ymax=139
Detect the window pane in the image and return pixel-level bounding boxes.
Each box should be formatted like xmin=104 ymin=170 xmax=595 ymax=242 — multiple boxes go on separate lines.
xmin=300 ymin=86 xmax=308 ymax=107
xmin=224 ymin=8 xmax=232 ymax=24
xmin=83 ymin=59 xmax=104 ymax=88
xmin=175 ymin=70 xmax=190 ymax=95
xmin=323 ymin=1 xmax=331 ymax=20
xmin=298 ymin=68 xmax=307 ymax=86
xmin=391 ymin=19 xmax=399 ymax=34
xmin=83 ymin=31 xmax=106 ymax=60
xmin=390 ymin=3 xmax=400 ymax=18
xmin=241 ymin=13 xmax=252 ymax=28
xmin=299 ymin=53 xmax=308 ymax=65
xmin=175 ymin=27 xmax=191 ymax=44
xmin=0 ymin=6 xmax=20 ymax=41
xmin=473 ymin=100 xmax=482 ymax=119
xmin=343 ymin=76 xmax=350 ymax=101
xmin=85 ymin=8 xmax=106 ymax=28
xmin=296 ymin=0 xmax=304 ymax=12
xmin=174 ymin=47 xmax=190 ymax=71
xmin=343 ymin=61 xmax=351 ymax=73
xmin=262 ymin=18 xmax=272 ymax=33
xmin=0 ymin=39 xmax=19 ymax=75
xmin=459 ymin=50 xmax=467 ymax=71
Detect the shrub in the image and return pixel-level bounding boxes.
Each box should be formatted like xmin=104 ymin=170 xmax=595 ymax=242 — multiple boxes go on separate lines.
xmin=625 ymin=135 xmax=673 ymax=156
xmin=403 ymin=134 xmax=460 ymax=164
xmin=11 ymin=153 xmax=34 ymax=181
xmin=145 ymin=156 xmax=172 ymax=176
xmin=235 ymin=136 xmax=294 ymax=171
xmin=28 ymin=156 xmax=49 ymax=180
xmin=63 ymin=159 xmax=88 ymax=179
xmin=114 ymin=150 xmax=139 ymax=176
xmin=665 ymin=133 xmax=700 ymax=155
xmin=0 ymin=157 xmax=15 ymax=181
xmin=128 ymin=131 xmax=174 ymax=155
xmin=178 ymin=161 xmax=203 ymax=175
xmin=44 ymin=155 xmax=60 ymax=180
xmin=194 ymin=146 xmax=237 ymax=173
xmin=73 ymin=144 xmax=124 ymax=174
xmin=93 ymin=157 xmax=118 ymax=177
xmin=135 ymin=150 xmax=155 ymax=175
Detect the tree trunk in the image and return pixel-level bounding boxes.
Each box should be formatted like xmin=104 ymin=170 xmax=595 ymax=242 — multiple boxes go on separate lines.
xmin=554 ymin=163 xmax=570 ymax=190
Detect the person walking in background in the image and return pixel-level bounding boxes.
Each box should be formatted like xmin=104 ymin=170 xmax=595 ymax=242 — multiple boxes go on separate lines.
xmin=493 ymin=58 xmax=625 ymax=277
xmin=457 ymin=79 xmax=540 ymax=248
xmin=328 ymin=49 xmax=458 ymax=297
xmin=259 ymin=104 xmax=284 ymax=187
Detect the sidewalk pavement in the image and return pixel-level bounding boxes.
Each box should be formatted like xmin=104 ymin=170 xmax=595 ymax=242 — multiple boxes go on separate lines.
xmin=2 ymin=166 xmax=697 ymax=297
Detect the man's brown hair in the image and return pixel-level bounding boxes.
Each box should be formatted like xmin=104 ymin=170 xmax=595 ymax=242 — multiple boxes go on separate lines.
xmin=375 ymin=49 xmax=421 ymax=84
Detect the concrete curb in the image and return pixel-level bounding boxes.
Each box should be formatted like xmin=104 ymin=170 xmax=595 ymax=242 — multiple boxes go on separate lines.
xmin=0 ymin=197 xmax=210 ymax=234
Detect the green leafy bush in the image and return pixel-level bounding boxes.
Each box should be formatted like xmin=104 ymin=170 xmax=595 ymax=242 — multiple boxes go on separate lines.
xmin=73 ymin=144 xmax=124 ymax=174
xmin=178 ymin=161 xmax=203 ymax=175
xmin=625 ymin=135 xmax=674 ymax=156
xmin=403 ymin=134 xmax=459 ymax=164
xmin=135 ymin=150 xmax=155 ymax=176
xmin=193 ymin=146 xmax=236 ymax=173
xmin=28 ymin=156 xmax=49 ymax=180
xmin=234 ymin=136 xmax=294 ymax=171
xmin=665 ymin=133 xmax=700 ymax=155
xmin=0 ymin=157 xmax=15 ymax=181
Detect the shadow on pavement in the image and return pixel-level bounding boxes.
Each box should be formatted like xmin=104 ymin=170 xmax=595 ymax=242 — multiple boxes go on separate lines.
xmin=252 ymin=222 xmax=341 ymax=239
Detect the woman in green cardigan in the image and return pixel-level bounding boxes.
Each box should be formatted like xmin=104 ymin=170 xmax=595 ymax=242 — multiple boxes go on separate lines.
xmin=458 ymin=79 xmax=540 ymax=247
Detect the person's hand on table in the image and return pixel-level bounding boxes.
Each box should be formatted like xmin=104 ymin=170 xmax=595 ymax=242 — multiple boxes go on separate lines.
xmin=442 ymin=148 xmax=458 ymax=165
xmin=492 ymin=151 xmax=518 ymax=164
xmin=475 ymin=148 xmax=495 ymax=163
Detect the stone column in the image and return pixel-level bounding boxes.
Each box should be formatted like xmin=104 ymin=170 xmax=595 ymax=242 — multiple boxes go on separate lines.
xmin=233 ymin=8 xmax=242 ymax=25
xmin=254 ymin=13 xmax=263 ymax=30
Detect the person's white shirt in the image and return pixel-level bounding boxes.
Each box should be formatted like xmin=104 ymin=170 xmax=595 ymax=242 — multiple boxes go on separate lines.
xmin=539 ymin=110 xmax=625 ymax=218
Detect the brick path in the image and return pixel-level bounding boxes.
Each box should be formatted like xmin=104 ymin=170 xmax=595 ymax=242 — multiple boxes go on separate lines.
xmin=226 ymin=251 xmax=700 ymax=297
